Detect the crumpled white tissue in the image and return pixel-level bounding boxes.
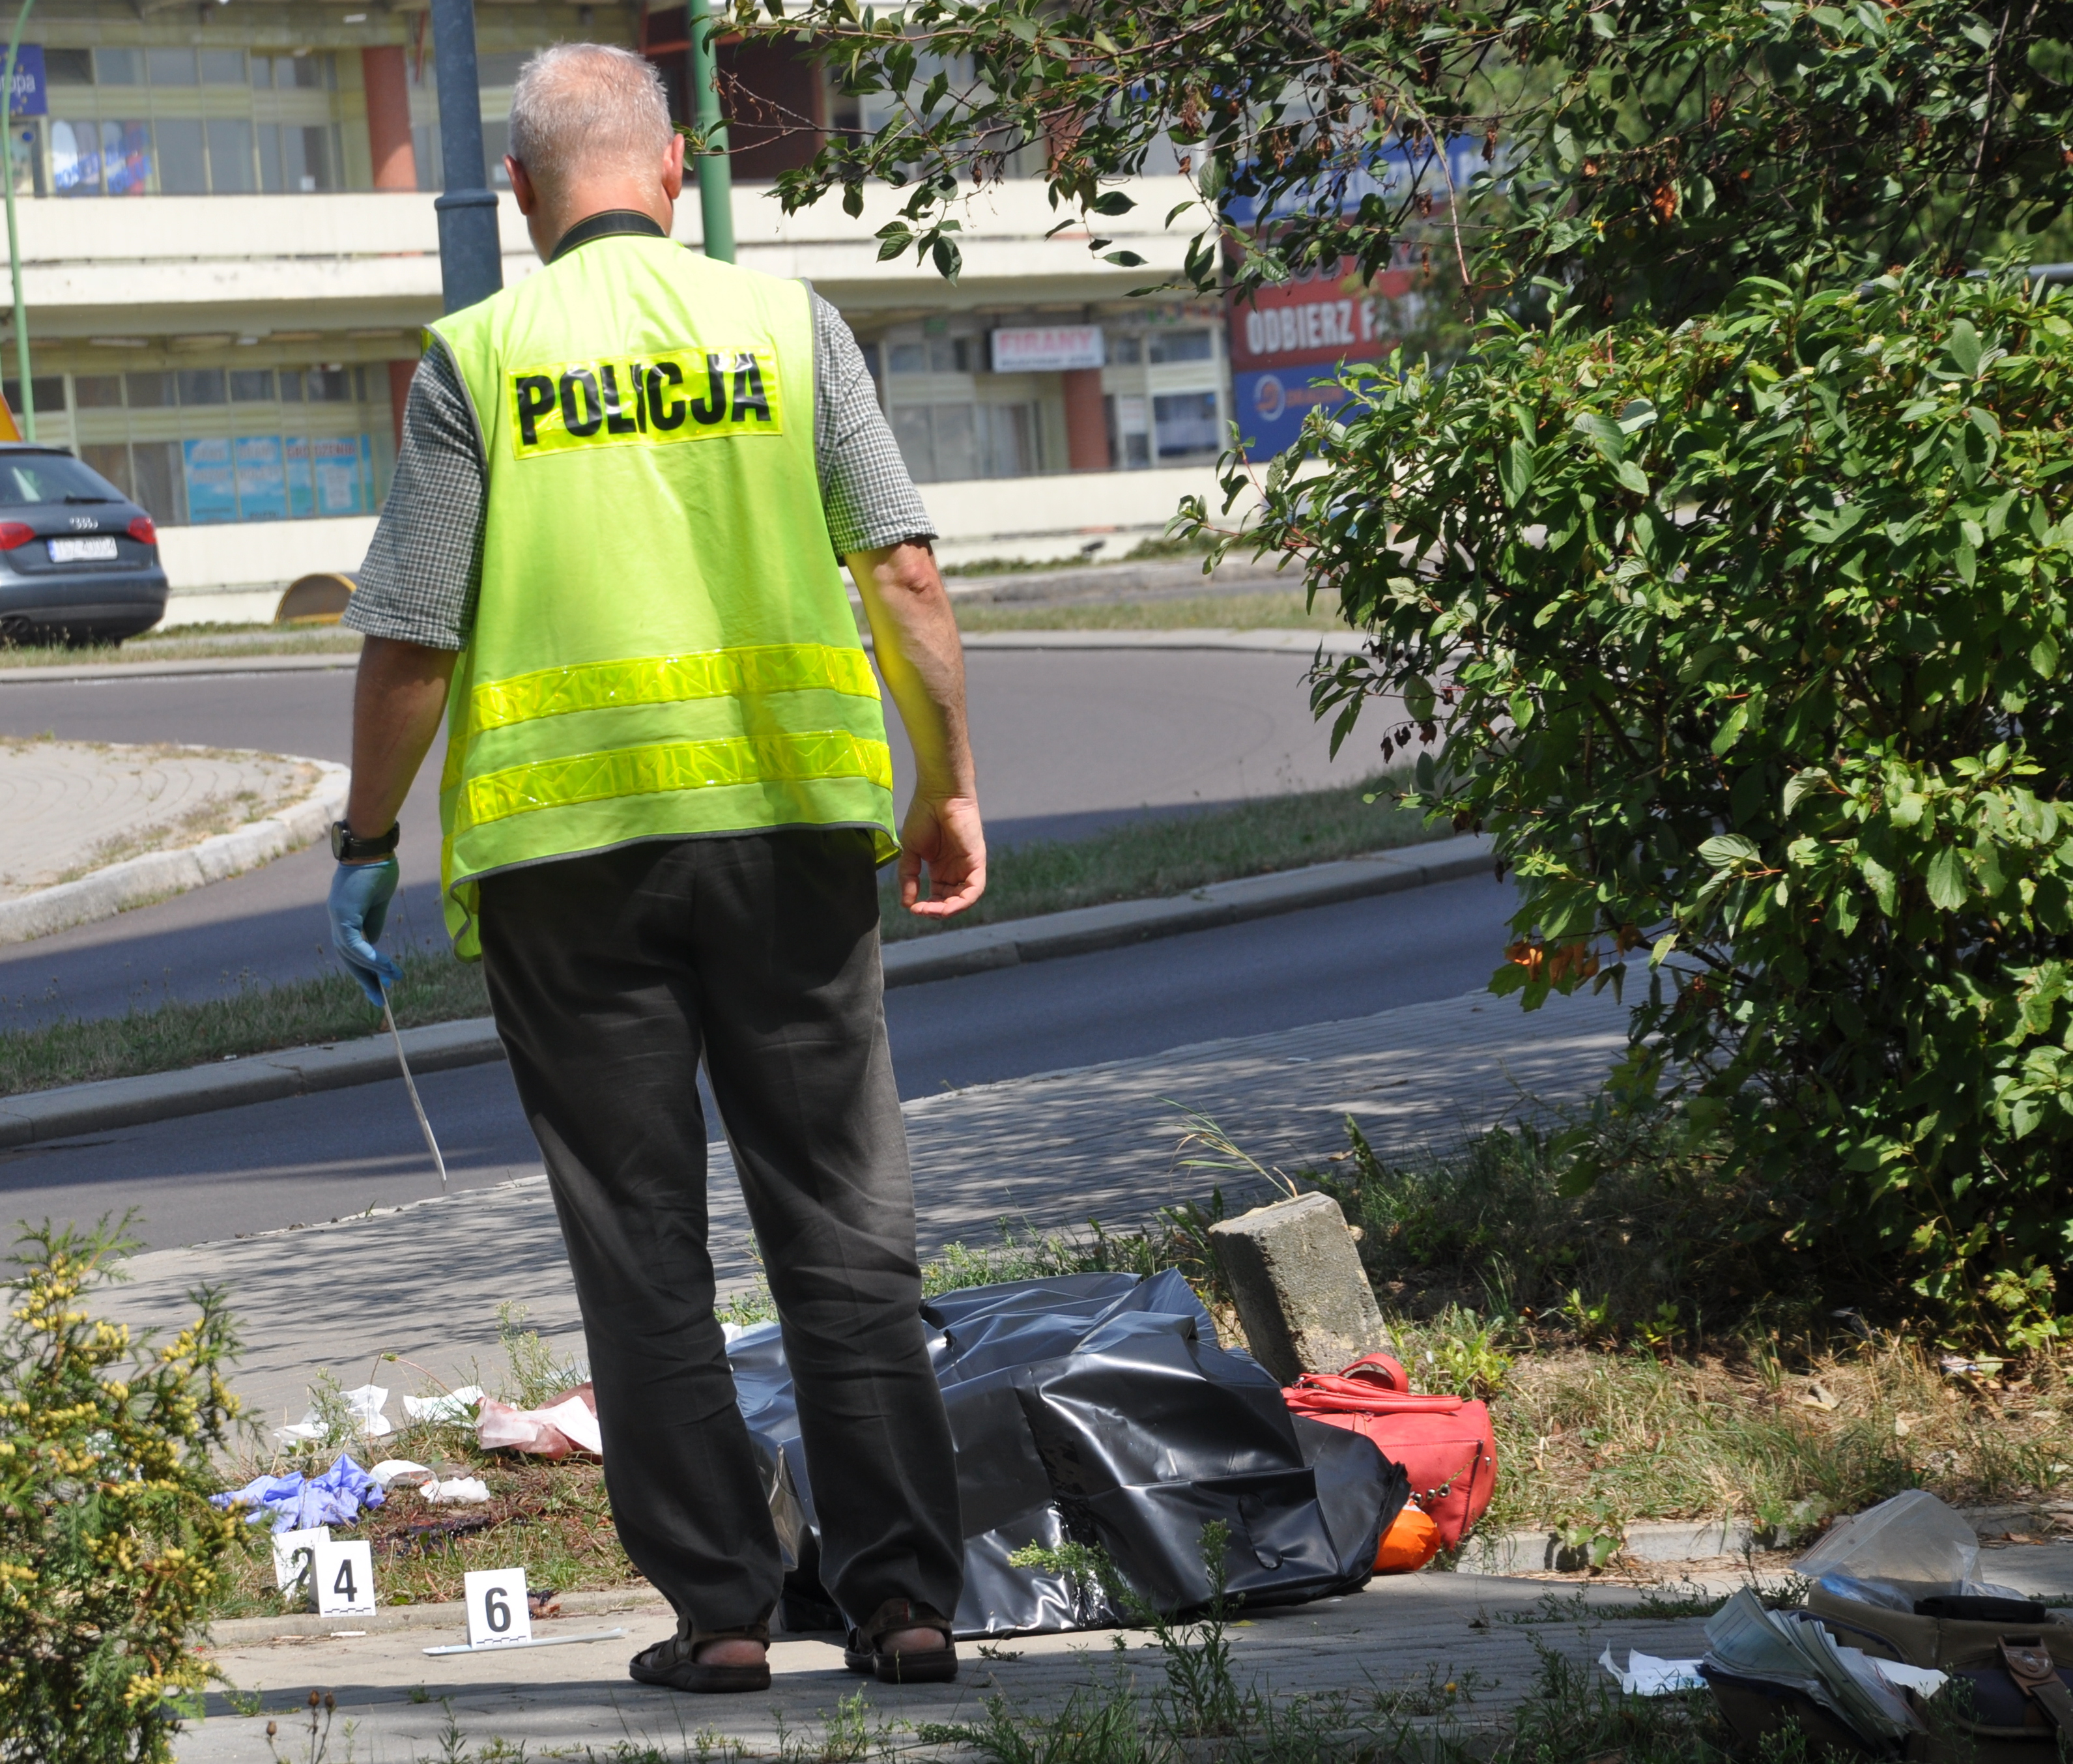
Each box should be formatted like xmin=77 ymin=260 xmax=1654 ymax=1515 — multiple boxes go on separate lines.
xmin=1601 ymin=1649 xmax=1707 ymax=1696
xmin=403 ymin=1386 xmax=484 ymax=1424
xmin=422 ymin=1475 xmax=492 ymax=1504
xmin=274 ymin=1384 xmax=393 ymax=1443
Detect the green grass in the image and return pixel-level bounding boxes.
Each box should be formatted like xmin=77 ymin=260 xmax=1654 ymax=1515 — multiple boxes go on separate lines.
xmin=0 ymin=776 xmax=1440 ymax=1094
xmin=953 ymin=590 xmax=1331 ymax=631
xmin=881 ymin=771 xmax=1438 ymax=942
xmin=0 ymin=622 xmax=362 ymax=668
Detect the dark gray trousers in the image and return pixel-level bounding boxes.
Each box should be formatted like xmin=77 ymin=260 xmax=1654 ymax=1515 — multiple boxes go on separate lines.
xmin=478 ymin=830 xmax=964 ymax=1641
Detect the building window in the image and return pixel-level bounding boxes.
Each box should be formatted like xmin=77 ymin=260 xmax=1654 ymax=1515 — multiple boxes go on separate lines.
xmin=889 ymin=401 xmax=1040 ymax=482
xmin=1104 ymin=393 xmax=1151 ymax=469
xmin=63 ymin=365 xmax=388 ymax=526
xmin=38 ymin=47 xmax=344 ymax=196
xmin=1153 ymin=391 xmax=1221 ymax=459
xmin=1147 ymin=330 xmax=1215 ymax=364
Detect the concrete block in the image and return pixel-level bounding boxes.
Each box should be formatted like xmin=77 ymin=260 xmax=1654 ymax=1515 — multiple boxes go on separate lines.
xmin=1208 ymin=1190 xmax=1394 ymax=1385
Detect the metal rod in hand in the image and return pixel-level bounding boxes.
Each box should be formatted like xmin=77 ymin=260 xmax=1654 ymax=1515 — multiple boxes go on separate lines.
xmin=384 ymin=991 xmax=448 ymax=1189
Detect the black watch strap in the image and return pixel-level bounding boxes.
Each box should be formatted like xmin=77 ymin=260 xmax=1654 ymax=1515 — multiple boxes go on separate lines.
xmin=331 ymin=819 xmax=400 ymax=862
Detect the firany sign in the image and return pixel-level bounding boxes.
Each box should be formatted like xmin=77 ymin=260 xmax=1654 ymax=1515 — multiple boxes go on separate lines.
xmin=990 ymin=325 xmax=1105 ymax=374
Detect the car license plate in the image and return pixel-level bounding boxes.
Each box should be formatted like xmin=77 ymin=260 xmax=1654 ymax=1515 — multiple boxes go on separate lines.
xmin=48 ymin=536 xmax=117 ymax=563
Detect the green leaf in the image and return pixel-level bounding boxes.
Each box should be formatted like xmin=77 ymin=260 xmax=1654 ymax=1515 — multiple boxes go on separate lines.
xmin=1091 ymin=190 xmax=1136 ymax=215
xmin=1699 ymin=834 xmax=1760 ymax=869
xmin=1947 ymin=319 xmax=1983 ymax=378
xmin=2033 ymin=634 xmax=2061 ymax=679
xmin=1102 ymin=249 xmax=1147 ymax=266
xmin=1614 ymin=459 xmax=1651 ymax=496
xmin=1500 ymin=439 xmax=1535 ymax=507
xmin=1925 ymin=845 xmax=1967 ymax=910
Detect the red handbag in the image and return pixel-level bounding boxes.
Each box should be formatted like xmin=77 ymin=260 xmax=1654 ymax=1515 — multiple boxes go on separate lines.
xmin=1283 ymin=1353 xmax=1496 ymax=1552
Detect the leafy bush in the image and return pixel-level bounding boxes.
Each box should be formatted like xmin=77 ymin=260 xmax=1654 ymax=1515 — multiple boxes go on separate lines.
xmin=0 ymin=1221 xmax=246 ymax=1763
xmin=1286 ymin=268 xmax=2073 ymax=1342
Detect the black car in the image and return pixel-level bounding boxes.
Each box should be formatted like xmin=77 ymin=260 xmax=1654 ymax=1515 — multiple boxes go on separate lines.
xmin=0 ymin=444 xmax=167 ymax=644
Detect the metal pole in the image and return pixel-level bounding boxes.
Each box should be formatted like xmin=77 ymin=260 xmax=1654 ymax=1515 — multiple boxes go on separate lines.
xmin=689 ymin=0 xmax=733 ymax=262
xmin=429 ymin=0 xmax=501 ymax=312
xmin=2 ymin=0 xmax=35 ymax=440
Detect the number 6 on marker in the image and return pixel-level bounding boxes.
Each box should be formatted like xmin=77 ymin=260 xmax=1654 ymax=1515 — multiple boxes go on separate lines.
xmin=464 ymin=1568 xmax=532 ymax=1648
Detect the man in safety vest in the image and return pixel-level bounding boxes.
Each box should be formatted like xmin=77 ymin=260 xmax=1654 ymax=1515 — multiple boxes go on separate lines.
xmin=326 ymin=42 xmax=981 ymax=1694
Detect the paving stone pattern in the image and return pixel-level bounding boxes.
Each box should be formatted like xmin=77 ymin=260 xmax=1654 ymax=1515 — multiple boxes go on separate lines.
xmin=110 ymin=987 xmax=1628 ymax=1438
xmin=179 ymin=1573 xmax=1713 ymax=1762
xmin=0 ymin=737 xmax=313 ymax=896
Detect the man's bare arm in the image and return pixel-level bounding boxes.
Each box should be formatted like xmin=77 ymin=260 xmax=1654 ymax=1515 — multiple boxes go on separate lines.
xmin=345 ymin=636 xmax=459 ymax=846
xmin=847 ymin=540 xmax=985 ymax=917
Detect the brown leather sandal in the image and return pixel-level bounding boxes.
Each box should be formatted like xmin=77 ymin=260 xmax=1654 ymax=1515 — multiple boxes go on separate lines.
xmin=629 ymin=1626 xmax=772 ymax=1694
xmin=842 ymin=1599 xmax=958 ymax=1685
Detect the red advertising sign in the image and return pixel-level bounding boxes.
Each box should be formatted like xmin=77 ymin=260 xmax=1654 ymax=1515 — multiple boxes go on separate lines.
xmin=1227 ymin=266 xmax=1414 ymax=373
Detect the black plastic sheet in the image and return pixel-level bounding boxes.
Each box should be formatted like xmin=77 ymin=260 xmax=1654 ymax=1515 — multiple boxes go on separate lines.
xmin=725 ymin=1270 xmax=1407 ymax=1638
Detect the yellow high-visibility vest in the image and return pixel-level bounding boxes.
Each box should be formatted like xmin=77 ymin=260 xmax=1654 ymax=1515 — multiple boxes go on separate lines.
xmin=429 ymin=232 xmax=896 ymax=958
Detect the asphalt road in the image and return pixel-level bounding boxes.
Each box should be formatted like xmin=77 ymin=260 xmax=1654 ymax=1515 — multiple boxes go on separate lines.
xmin=0 ymin=649 xmax=1371 ymax=1027
xmin=0 ymin=873 xmax=1516 ymax=1250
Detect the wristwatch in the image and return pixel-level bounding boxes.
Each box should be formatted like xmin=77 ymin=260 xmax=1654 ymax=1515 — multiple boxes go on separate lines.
xmin=331 ymin=819 xmax=401 ymax=862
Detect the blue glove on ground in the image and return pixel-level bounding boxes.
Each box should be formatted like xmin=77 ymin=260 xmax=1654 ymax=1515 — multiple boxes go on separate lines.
xmin=328 ymin=857 xmax=401 ymax=1006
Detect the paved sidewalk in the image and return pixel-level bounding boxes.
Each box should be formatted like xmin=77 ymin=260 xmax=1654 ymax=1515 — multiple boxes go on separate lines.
xmin=107 ymin=986 xmax=1627 ymax=1440
xmin=179 ymin=1572 xmax=1711 ymax=1763
xmin=0 ymin=737 xmax=313 ymax=898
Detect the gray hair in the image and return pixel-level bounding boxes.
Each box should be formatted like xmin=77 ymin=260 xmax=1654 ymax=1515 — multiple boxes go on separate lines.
xmin=508 ymin=43 xmax=673 ymax=192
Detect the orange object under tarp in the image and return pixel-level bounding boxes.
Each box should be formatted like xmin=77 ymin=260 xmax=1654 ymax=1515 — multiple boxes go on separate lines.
xmin=0 ymin=391 xmax=21 ymax=442
xmin=1375 ymin=1503 xmax=1443 ymax=1572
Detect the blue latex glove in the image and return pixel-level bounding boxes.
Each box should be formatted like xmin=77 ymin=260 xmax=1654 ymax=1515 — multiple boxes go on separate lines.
xmin=328 ymin=857 xmax=401 ymax=1006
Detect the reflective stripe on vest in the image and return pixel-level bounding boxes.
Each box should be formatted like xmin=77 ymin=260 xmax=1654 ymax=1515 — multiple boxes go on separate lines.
xmin=469 ymin=643 xmax=880 ymax=732
xmin=457 ymin=730 xmax=894 ymax=834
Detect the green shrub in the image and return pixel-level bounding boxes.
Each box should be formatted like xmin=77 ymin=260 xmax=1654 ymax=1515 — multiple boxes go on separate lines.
xmin=1281 ymin=267 xmax=2073 ymax=1345
xmin=0 ymin=1221 xmax=246 ymax=1763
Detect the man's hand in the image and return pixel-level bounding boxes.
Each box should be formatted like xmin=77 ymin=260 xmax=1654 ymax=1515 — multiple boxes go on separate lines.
xmin=900 ymin=792 xmax=986 ymax=917
xmin=330 ymin=857 xmax=401 ymax=1006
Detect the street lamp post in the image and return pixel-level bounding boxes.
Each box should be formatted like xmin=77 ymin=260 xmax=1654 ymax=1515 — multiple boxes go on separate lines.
xmin=429 ymin=0 xmax=502 ymax=313
xmin=1 ymin=0 xmax=35 ymax=440
xmin=689 ymin=0 xmax=733 ymax=263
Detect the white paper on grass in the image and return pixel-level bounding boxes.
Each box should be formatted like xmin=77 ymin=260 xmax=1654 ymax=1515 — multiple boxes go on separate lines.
xmin=1868 ymin=1659 xmax=1949 ymax=1698
xmin=276 ymin=1383 xmax=394 ymax=1443
xmin=531 ymin=1395 xmax=603 ymax=1457
xmin=367 ymin=1460 xmax=432 ymax=1487
xmin=1703 ymin=1589 xmax=1921 ymax=1742
xmin=403 ymin=1386 xmax=484 ymax=1424
xmin=1599 ymin=1649 xmax=1706 ymax=1695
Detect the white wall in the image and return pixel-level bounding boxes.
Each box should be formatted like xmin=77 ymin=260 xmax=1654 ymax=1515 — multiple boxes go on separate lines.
xmin=155 ymin=465 xmax=1260 ymax=624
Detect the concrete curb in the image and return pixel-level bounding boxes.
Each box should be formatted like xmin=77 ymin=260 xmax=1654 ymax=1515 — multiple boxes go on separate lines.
xmin=0 ymin=652 xmax=360 ymax=683
xmin=205 ymin=1586 xmax=667 ymax=1647
xmin=0 ymin=757 xmax=350 ymax=945
xmin=1457 ymin=1519 xmax=1767 ymax=1576
xmin=0 ymin=834 xmax=1495 ymax=1141
xmin=0 ymin=627 xmax=1363 ymax=684
xmin=880 ymin=834 xmax=1493 ymax=986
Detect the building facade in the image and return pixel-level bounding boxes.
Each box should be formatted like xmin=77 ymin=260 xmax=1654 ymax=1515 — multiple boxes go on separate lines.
xmin=0 ymin=4 xmax=1240 ymax=618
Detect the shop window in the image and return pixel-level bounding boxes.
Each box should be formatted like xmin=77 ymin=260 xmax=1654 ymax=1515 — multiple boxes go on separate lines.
xmin=95 ymin=48 xmax=141 ymax=86
xmin=100 ymin=121 xmax=150 ymax=194
xmin=80 ymin=443 xmax=132 ymax=500
xmin=1152 ymin=390 xmax=1220 ymax=459
xmin=208 ymin=120 xmax=255 ymax=193
xmin=229 ymin=368 xmax=274 ymax=402
xmin=308 ymin=367 xmax=353 ymax=403
xmin=888 ymin=343 xmax=927 ymax=375
xmin=72 ymin=374 xmax=122 ymax=408
xmin=44 ymin=48 xmax=90 ymax=87
xmin=1104 ymin=393 xmax=1151 ymax=469
xmin=125 ymin=371 xmax=175 ymax=408
xmin=156 ymin=119 xmax=207 ymax=193
xmin=1148 ymin=330 xmax=1214 ymax=364
xmin=1 ymin=377 xmax=63 ymax=418
xmin=890 ymin=401 xmax=1038 ymax=481
xmin=177 ymin=368 xmax=226 ymax=406
xmin=1109 ymin=334 xmax=1143 ymax=365
xmin=200 ymin=50 xmax=247 ymax=85
xmin=130 ymin=441 xmax=185 ymax=526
